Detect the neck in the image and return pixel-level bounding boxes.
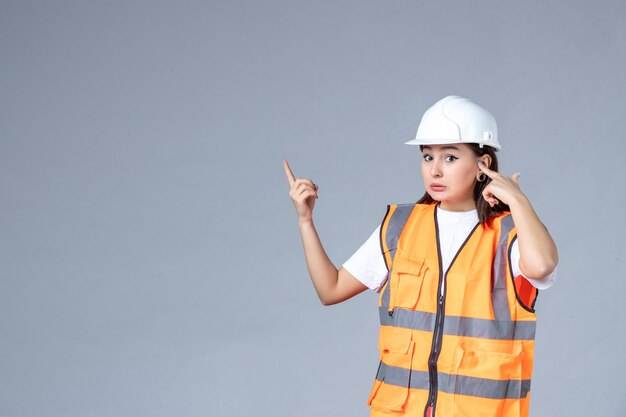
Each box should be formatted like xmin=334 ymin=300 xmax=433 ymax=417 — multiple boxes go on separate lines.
xmin=437 ymin=201 xmax=476 ymax=212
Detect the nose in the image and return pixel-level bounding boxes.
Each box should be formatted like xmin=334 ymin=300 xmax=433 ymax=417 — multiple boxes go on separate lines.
xmin=430 ymin=158 xmax=443 ymax=178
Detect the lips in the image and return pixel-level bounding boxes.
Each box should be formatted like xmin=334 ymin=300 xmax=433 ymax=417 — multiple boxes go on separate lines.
xmin=430 ymin=184 xmax=446 ymax=191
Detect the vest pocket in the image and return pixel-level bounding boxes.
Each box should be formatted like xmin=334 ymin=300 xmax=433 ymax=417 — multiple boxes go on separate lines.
xmin=452 ymin=340 xmax=523 ymax=417
xmin=455 ymin=339 xmax=523 ymax=378
xmin=390 ymin=256 xmax=428 ymax=311
xmin=368 ymin=329 xmax=415 ymax=412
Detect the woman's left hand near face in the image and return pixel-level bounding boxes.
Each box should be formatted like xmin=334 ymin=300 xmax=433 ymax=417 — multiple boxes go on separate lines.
xmin=477 ymin=161 xmax=524 ymax=207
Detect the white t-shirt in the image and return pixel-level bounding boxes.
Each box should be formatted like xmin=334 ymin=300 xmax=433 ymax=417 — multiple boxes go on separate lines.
xmin=342 ymin=207 xmax=557 ymax=293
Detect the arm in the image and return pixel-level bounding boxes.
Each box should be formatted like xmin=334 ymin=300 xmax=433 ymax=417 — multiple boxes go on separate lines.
xmin=478 ymin=161 xmax=559 ymax=280
xmin=298 ymin=219 xmax=368 ymax=305
xmin=508 ymin=195 xmax=559 ymax=279
xmin=283 ymin=159 xmax=367 ymax=306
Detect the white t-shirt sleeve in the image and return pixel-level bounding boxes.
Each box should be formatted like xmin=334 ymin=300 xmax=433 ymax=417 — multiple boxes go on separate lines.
xmin=510 ymin=239 xmax=557 ymax=290
xmin=342 ymin=225 xmax=389 ymax=292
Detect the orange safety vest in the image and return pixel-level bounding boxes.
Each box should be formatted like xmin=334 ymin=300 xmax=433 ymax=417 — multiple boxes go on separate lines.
xmin=367 ymin=201 xmax=539 ymax=417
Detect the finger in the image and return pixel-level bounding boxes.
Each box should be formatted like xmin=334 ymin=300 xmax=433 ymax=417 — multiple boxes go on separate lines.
xmin=294 ymin=184 xmax=318 ymax=198
xmin=482 ymin=188 xmax=497 ymax=205
xmin=293 ymin=177 xmax=315 ymax=185
xmin=487 ymin=192 xmax=500 ymax=206
xmin=295 ymin=182 xmax=317 ymax=197
xmin=482 ymin=190 xmax=491 ymax=203
xmin=293 ymin=181 xmax=310 ymax=196
xmin=512 ymin=172 xmax=521 ymax=184
xmin=483 ymin=192 xmax=498 ymax=207
xmin=477 ymin=160 xmax=497 ymax=178
xmin=296 ymin=188 xmax=318 ymax=203
xmin=283 ymin=159 xmax=296 ymax=186
xmin=293 ymin=178 xmax=316 ymax=192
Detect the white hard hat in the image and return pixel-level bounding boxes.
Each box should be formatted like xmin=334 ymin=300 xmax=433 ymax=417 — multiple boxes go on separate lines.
xmin=404 ymin=95 xmax=500 ymax=151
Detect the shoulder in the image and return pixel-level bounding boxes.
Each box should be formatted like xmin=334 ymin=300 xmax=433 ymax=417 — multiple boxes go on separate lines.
xmin=483 ymin=210 xmax=516 ymax=230
xmin=382 ymin=202 xmax=434 ymax=226
xmin=384 ymin=202 xmax=434 ymax=214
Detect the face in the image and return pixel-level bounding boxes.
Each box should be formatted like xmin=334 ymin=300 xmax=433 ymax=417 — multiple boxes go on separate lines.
xmin=420 ymin=143 xmax=490 ymax=211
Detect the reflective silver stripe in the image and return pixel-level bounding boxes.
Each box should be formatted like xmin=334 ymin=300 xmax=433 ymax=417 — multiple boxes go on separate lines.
xmin=379 ymin=307 xmax=536 ymax=340
xmin=381 ymin=204 xmax=415 ymax=311
xmin=379 ymin=305 xmax=435 ymax=332
xmin=384 ymin=204 xmax=415 ymax=267
xmin=492 ymin=214 xmax=515 ymax=322
xmin=377 ymin=362 xmax=531 ymax=400
xmin=377 ymin=363 xmax=430 ymax=390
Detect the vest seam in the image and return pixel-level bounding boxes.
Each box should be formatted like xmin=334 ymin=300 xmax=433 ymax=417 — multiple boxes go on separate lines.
xmin=380 ymin=204 xmax=392 ymax=271
xmin=508 ymin=234 xmax=538 ymax=314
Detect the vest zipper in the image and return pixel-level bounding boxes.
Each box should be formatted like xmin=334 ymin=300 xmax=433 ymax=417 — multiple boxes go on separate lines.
xmin=424 ymin=205 xmax=480 ymax=417
xmin=424 ymin=272 xmax=446 ymax=417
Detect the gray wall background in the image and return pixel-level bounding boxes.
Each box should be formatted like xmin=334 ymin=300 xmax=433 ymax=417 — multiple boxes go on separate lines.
xmin=2 ymin=1 xmax=625 ymax=416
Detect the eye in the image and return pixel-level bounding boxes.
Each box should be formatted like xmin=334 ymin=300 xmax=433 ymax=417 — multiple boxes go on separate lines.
xmin=423 ymin=154 xmax=433 ymax=161
xmin=444 ymin=155 xmax=458 ymax=162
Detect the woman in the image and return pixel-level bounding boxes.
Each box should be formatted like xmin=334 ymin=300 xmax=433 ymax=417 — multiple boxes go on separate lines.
xmin=283 ymin=95 xmax=558 ymax=417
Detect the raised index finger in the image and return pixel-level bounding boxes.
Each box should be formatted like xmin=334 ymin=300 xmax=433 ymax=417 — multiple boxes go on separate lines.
xmin=477 ymin=160 xmax=497 ymax=178
xmin=283 ymin=159 xmax=296 ymax=186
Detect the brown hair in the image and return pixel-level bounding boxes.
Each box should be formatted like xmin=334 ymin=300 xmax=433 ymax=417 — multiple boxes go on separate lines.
xmin=415 ymin=143 xmax=510 ymax=224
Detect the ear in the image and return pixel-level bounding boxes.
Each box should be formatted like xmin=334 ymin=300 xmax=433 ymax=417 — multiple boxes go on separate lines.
xmin=479 ymin=155 xmax=492 ymax=169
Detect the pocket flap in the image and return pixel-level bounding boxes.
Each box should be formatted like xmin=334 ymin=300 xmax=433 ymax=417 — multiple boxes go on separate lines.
xmin=393 ymin=255 xmax=426 ymax=276
xmin=388 ymin=256 xmax=428 ymax=312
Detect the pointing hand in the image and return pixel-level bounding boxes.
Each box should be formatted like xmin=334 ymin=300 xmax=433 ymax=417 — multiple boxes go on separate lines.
xmin=477 ymin=161 xmax=523 ymax=208
xmin=283 ymin=159 xmax=319 ymax=222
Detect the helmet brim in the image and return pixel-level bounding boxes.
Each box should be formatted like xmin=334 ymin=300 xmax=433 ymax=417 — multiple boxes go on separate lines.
xmin=404 ymin=137 xmax=501 ymax=151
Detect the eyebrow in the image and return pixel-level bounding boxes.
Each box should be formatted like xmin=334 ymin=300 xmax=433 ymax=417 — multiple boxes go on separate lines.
xmin=421 ymin=145 xmax=461 ymax=152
